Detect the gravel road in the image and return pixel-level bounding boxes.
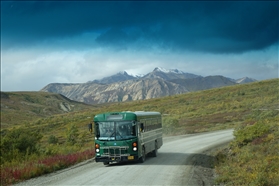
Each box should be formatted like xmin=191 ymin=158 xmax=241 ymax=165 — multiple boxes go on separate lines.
xmin=15 ymin=129 xmax=234 ymax=186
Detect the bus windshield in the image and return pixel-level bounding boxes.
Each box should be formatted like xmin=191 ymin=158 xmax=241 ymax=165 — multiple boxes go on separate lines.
xmin=96 ymin=121 xmax=136 ymax=141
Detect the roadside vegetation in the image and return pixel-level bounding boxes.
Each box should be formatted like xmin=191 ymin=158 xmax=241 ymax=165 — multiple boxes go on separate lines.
xmin=214 ymin=109 xmax=279 ymax=185
xmin=0 ymin=78 xmax=278 ymax=185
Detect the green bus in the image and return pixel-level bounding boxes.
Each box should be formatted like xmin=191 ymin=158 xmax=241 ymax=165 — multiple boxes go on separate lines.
xmin=91 ymin=111 xmax=163 ymax=165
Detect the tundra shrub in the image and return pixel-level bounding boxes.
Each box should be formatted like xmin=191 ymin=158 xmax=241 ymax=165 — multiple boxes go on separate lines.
xmin=66 ymin=124 xmax=79 ymax=145
xmin=48 ymin=135 xmax=59 ymax=144
xmin=0 ymin=128 xmax=42 ymax=163
xmin=233 ymin=121 xmax=270 ymax=147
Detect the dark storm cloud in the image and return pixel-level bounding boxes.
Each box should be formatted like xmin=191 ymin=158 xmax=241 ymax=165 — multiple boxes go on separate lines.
xmin=1 ymin=1 xmax=278 ymax=53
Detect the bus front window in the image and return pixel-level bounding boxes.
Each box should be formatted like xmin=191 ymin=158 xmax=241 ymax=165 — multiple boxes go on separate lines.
xmin=115 ymin=121 xmax=136 ymax=140
xmin=96 ymin=121 xmax=136 ymax=141
xmin=96 ymin=121 xmax=114 ymax=140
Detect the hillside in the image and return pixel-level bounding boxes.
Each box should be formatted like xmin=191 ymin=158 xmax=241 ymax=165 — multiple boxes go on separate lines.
xmin=2 ymin=78 xmax=278 ymax=139
xmin=0 ymin=91 xmax=95 ymax=129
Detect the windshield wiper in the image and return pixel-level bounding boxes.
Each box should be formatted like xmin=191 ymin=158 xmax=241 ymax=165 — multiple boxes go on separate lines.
xmin=117 ymin=132 xmax=125 ymax=140
xmin=109 ymin=132 xmax=115 ymax=138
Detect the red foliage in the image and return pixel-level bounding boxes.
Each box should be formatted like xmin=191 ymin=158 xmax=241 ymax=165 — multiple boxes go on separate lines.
xmin=0 ymin=149 xmax=95 ymax=186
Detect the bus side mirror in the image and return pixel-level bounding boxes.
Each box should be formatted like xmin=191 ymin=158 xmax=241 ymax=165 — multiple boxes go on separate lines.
xmin=88 ymin=123 xmax=93 ymax=134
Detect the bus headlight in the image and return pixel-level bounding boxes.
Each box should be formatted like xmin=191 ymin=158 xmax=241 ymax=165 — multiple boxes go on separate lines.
xmin=132 ymin=142 xmax=137 ymax=151
xmin=95 ymin=143 xmax=100 ymax=153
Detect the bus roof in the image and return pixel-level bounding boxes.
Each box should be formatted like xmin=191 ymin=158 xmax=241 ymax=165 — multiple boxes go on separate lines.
xmin=94 ymin=111 xmax=161 ymax=122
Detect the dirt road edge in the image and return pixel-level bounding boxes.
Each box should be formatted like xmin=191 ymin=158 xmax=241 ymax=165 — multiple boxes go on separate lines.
xmin=186 ymin=142 xmax=230 ymax=186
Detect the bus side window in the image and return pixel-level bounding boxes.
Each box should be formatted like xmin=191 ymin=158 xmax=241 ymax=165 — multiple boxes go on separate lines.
xmin=140 ymin=123 xmax=144 ymax=132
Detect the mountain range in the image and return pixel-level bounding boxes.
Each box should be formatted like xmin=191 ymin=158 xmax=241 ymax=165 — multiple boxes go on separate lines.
xmin=41 ymin=67 xmax=257 ymax=104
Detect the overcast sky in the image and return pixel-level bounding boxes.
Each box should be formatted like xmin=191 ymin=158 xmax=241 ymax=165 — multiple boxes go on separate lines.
xmin=1 ymin=1 xmax=278 ymax=91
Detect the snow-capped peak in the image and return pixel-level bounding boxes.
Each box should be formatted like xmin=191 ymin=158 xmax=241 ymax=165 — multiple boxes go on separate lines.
xmin=153 ymin=67 xmax=184 ymax=74
xmin=169 ymin=69 xmax=184 ymax=74
xmin=132 ymin=74 xmax=145 ymax=78
xmin=154 ymin=67 xmax=169 ymax=73
xmin=117 ymin=71 xmax=129 ymax=75
xmin=236 ymin=77 xmax=257 ymax=84
xmin=124 ymin=70 xmax=145 ymax=78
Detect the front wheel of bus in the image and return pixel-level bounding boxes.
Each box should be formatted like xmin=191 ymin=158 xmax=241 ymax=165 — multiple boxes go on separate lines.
xmin=139 ymin=147 xmax=145 ymax=163
xmin=103 ymin=162 xmax=109 ymax=166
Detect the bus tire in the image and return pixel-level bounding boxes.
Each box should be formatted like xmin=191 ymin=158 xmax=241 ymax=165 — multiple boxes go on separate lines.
xmin=103 ymin=162 xmax=109 ymax=166
xmin=151 ymin=141 xmax=158 ymax=157
xmin=139 ymin=146 xmax=146 ymax=163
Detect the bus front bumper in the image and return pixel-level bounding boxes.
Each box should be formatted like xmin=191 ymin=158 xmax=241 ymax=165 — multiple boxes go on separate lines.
xmin=95 ymin=155 xmax=138 ymax=163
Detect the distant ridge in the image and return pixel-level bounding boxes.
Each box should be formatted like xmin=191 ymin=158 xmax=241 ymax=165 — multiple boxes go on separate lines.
xmin=41 ymin=67 xmax=257 ymax=104
xmin=89 ymin=71 xmax=136 ymax=84
xmin=143 ymin=67 xmax=201 ymax=80
xmin=235 ymin=77 xmax=257 ymax=84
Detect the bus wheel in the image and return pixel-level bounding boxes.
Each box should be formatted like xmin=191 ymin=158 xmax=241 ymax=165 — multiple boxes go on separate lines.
xmin=139 ymin=147 xmax=146 ymax=163
xmin=151 ymin=142 xmax=158 ymax=157
xmin=103 ymin=162 xmax=109 ymax=166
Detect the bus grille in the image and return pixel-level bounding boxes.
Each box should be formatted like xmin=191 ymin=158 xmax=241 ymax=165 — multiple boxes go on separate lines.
xmin=102 ymin=146 xmax=129 ymax=157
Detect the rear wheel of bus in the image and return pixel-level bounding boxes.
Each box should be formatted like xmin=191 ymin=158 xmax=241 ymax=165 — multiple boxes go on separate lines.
xmin=139 ymin=146 xmax=146 ymax=163
xmin=151 ymin=141 xmax=158 ymax=157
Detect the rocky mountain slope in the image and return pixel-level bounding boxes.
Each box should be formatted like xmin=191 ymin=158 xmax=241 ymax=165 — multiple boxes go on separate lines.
xmin=41 ymin=67 xmax=257 ymax=104
xmin=41 ymin=78 xmax=189 ymax=104
xmin=170 ymin=75 xmax=236 ymax=91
